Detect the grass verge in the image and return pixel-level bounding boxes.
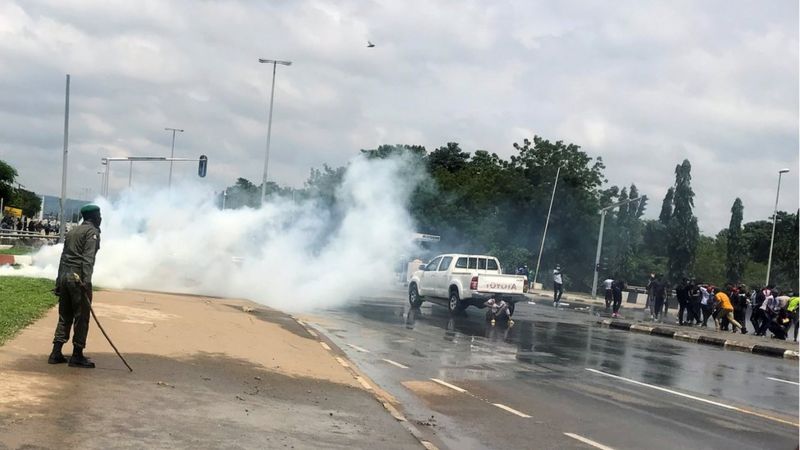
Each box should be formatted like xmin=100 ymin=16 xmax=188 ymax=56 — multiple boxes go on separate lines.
xmin=0 ymin=247 xmax=34 ymax=255
xmin=0 ymin=276 xmax=57 ymax=345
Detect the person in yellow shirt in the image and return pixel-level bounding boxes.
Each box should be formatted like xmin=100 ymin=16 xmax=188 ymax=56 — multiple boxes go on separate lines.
xmin=713 ymin=288 xmax=742 ymax=333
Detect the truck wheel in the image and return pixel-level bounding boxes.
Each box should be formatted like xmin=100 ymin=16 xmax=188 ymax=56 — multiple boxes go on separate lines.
xmin=408 ymin=284 xmax=423 ymax=308
xmin=448 ymin=290 xmax=464 ymax=314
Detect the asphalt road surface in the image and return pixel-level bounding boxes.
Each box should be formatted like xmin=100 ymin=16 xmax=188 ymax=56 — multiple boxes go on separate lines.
xmin=306 ymin=291 xmax=799 ymax=450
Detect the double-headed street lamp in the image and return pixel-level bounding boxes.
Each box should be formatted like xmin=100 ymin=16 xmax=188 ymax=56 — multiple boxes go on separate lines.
xmin=164 ymin=127 xmax=184 ymax=189
xmin=591 ymin=196 xmax=641 ymax=299
xmin=258 ymin=58 xmax=292 ymax=205
xmin=765 ymin=168 xmax=790 ymax=286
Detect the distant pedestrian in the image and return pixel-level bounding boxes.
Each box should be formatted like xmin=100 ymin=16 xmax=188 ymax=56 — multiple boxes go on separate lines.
xmin=712 ymin=288 xmax=742 ymax=333
xmin=756 ymin=288 xmax=779 ymax=337
xmin=676 ymin=278 xmax=690 ymax=325
xmin=699 ymin=284 xmax=713 ymax=327
xmin=602 ymin=277 xmax=614 ymax=310
xmin=787 ymin=294 xmax=799 ymax=342
xmin=651 ymin=275 xmax=667 ymax=322
xmin=687 ymin=280 xmax=702 ymax=325
xmin=553 ymin=265 xmax=563 ymax=307
xmin=645 ymin=273 xmax=656 ymax=319
xmin=611 ymin=279 xmax=626 ymax=318
xmin=731 ymin=285 xmax=748 ymax=334
xmin=751 ymin=287 xmax=767 ymax=334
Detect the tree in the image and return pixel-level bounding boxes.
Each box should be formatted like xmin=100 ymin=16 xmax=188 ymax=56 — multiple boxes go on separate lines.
xmin=666 ymin=160 xmax=699 ymax=284
xmin=725 ymin=198 xmax=745 ymax=284
xmin=10 ymin=188 xmax=41 ymax=217
xmin=659 ymin=187 xmax=674 ymax=225
xmin=0 ymin=159 xmax=18 ymax=207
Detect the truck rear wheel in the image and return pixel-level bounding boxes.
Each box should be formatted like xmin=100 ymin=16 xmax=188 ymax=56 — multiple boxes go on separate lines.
xmin=448 ymin=290 xmax=464 ymax=314
xmin=409 ymin=284 xmax=423 ymax=308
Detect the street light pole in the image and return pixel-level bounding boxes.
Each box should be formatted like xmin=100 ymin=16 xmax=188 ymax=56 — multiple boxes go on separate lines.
xmin=591 ymin=197 xmax=641 ymax=298
xmin=533 ymin=165 xmax=561 ymax=285
xmin=765 ymin=168 xmax=790 ymax=286
xmin=59 ymin=74 xmax=70 ymax=243
xmin=165 ymin=127 xmax=184 ymax=189
xmin=258 ymin=58 xmax=292 ymax=205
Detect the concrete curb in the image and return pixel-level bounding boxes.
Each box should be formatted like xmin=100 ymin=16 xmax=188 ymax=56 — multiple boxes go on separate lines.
xmin=292 ymin=317 xmax=439 ymax=450
xmin=597 ymin=319 xmax=797 ymax=359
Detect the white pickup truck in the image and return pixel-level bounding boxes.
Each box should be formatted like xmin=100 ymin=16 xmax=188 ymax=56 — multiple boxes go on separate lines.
xmin=408 ymin=254 xmax=528 ymax=315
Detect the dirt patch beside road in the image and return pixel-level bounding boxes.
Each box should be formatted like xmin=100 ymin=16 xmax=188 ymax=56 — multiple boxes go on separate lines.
xmin=0 ymin=290 xmax=421 ymax=449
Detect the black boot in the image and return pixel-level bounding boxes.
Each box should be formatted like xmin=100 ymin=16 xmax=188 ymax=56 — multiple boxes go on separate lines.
xmin=48 ymin=342 xmax=67 ymax=364
xmin=68 ymin=347 xmax=95 ymax=368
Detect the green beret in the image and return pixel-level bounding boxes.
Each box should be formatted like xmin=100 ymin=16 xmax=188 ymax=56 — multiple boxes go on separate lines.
xmin=80 ymin=204 xmax=100 ymax=214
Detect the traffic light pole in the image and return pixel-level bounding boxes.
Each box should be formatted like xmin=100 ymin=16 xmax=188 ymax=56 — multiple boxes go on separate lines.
xmin=100 ymin=156 xmax=207 ymax=197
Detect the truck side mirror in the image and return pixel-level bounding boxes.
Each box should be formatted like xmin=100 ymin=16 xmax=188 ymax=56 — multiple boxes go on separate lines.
xmin=419 ymin=264 xmax=427 ymax=271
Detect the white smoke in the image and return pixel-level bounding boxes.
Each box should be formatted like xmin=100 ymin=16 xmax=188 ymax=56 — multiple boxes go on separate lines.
xmin=1 ymin=155 xmax=422 ymax=311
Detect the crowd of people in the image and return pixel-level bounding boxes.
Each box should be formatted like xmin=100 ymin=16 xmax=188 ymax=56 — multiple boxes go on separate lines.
xmin=0 ymin=215 xmax=62 ymax=235
xmin=648 ymin=275 xmax=798 ymax=342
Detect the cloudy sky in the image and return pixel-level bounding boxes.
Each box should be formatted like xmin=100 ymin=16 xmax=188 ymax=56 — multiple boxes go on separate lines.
xmin=0 ymin=0 xmax=797 ymax=233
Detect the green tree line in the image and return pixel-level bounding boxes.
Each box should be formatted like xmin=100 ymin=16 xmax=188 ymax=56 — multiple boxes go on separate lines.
xmin=219 ymin=137 xmax=798 ymax=292
xmin=0 ymin=159 xmax=42 ymax=217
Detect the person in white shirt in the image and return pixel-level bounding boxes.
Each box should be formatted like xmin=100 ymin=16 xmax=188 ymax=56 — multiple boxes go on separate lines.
xmin=553 ymin=265 xmax=563 ymax=306
xmin=699 ymin=284 xmax=712 ymax=326
xmin=603 ymin=278 xmax=614 ymax=309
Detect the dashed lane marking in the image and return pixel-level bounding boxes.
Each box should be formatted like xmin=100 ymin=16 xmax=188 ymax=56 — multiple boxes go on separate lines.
xmin=564 ymin=433 xmax=615 ymax=450
xmin=430 ymin=378 xmax=467 ymax=393
xmin=382 ymin=358 xmax=409 ymax=369
xmin=767 ymin=377 xmax=800 ymax=386
xmin=335 ymin=357 xmax=350 ymax=368
xmin=307 ymin=329 xmax=318 ymax=338
xmin=319 ymin=341 xmax=331 ymax=351
xmin=586 ymin=368 xmax=799 ymax=427
xmin=346 ymin=343 xmax=371 ymax=353
xmin=492 ymin=403 xmax=531 ymax=418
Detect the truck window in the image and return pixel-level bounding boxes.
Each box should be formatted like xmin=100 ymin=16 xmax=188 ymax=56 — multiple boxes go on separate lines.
xmin=426 ymin=257 xmax=442 ymax=271
xmin=455 ymin=257 xmax=467 ymax=269
xmin=478 ymin=258 xmax=487 ymax=270
xmin=438 ymin=256 xmax=453 ymax=271
xmin=468 ymin=257 xmax=477 ymax=269
xmin=487 ymin=259 xmax=499 ymax=270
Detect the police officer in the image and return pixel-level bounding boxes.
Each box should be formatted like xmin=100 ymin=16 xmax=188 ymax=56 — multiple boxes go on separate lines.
xmin=48 ymin=204 xmax=101 ymax=368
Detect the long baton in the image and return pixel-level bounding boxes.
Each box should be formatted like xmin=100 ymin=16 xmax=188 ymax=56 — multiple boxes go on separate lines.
xmin=78 ymin=284 xmax=134 ymax=372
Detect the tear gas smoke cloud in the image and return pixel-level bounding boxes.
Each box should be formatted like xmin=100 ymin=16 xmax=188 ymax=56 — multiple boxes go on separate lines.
xmin=2 ymin=155 xmax=423 ymax=311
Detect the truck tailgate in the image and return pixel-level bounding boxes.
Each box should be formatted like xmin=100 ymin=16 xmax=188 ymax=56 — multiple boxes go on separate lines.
xmin=476 ymin=275 xmax=527 ymax=295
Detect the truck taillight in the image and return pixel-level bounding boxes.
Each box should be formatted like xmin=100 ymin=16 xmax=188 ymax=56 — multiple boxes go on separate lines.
xmin=470 ymin=276 xmax=478 ymax=290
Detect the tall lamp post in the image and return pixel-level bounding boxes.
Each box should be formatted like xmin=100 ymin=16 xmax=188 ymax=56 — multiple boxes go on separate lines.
xmin=164 ymin=127 xmax=184 ymax=189
xmin=532 ymin=166 xmax=561 ymax=286
xmin=765 ymin=168 xmax=790 ymax=286
xmin=591 ymin=196 xmax=641 ymax=299
xmin=258 ymin=58 xmax=292 ymax=205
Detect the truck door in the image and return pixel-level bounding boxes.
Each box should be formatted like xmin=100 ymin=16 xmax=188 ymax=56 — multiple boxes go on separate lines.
xmin=418 ymin=256 xmax=442 ymax=296
xmin=433 ymin=256 xmax=453 ymax=297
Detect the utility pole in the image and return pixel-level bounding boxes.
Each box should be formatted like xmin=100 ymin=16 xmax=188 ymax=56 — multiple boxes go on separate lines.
xmin=59 ymin=74 xmax=70 ymax=243
xmin=591 ymin=197 xmax=641 ymax=298
xmin=164 ymin=127 xmax=184 ymax=189
xmin=533 ymin=166 xmax=560 ymax=286
xmin=765 ymin=168 xmax=790 ymax=286
xmin=258 ymin=58 xmax=292 ymax=205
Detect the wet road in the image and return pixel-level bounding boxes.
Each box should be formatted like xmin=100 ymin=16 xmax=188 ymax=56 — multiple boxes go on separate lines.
xmin=306 ymin=292 xmax=799 ymax=450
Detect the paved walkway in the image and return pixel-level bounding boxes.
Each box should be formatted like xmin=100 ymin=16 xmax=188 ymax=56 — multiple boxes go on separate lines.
xmin=0 ymin=290 xmax=423 ymax=449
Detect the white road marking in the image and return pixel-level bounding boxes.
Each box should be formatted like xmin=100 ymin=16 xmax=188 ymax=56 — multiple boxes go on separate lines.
xmin=430 ymin=378 xmax=467 ymax=393
xmin=586 ymin=368 xmax=798 ymax=427
xmin=382 ymin=358 xmax=409 ymax=369
xmin=564 ymin=432 xmax=615 ymax=450
xmin=355 ymin=376 xmax=373 ymax=390
xmin=767 ymin=377 xmax=800 ymax=386
xmin=319 ymin=342 xmax=331 ymax=351
xmin=492 ymin=403 xmax=531 ymax=418
xmin=335 ymin=357 xmax=350 ymax=368
xmin=346 ymin=343 xmax=371 ymax=353
xmin=307 ymin=329 xmax=318 ymax=338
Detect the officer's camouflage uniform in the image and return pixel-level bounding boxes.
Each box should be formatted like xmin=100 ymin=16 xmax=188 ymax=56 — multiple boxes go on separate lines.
xmin=53 ymin=221 xmax=101 ymax=349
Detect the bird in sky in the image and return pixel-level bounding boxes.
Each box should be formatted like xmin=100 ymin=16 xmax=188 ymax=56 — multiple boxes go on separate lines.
xmin=367 ymin=41 xmax=375 ymax=48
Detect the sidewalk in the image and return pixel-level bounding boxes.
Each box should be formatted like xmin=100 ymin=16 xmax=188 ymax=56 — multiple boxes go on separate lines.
xmin=527 ymin=289 xmax=799 ymax=359
xmin=0 ymin=290 xmax=424 ymax=449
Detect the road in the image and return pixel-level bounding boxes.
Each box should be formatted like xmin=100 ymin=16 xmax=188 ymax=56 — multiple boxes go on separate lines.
xmin=305 ymin=290 xmax=799 ymax=450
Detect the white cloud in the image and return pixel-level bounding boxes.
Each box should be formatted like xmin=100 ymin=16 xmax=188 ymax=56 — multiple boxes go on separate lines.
xmin=0 ymin=0 xmax=796 ymax=234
